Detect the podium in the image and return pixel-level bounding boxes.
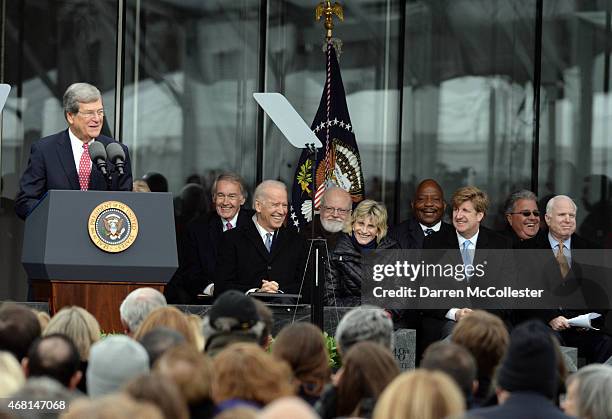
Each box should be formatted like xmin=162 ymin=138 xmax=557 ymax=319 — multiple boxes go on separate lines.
xmin=22 ymin=190 xmax=178 ymax=332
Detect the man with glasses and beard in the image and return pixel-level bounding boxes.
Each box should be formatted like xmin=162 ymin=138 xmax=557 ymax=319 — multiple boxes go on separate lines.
xmin=301 ymin=186 xmax=353 ymax=250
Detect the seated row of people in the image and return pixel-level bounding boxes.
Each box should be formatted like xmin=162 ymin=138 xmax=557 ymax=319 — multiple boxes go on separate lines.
xmin=166 ymin=173 xmax=611 ymax=364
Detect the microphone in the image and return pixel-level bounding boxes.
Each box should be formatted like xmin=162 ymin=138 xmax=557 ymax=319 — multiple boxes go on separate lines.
xmin=88 ymin=141 xmax=108 ymax=176
xmin=106 ymin=142 xmax=126 ymax=175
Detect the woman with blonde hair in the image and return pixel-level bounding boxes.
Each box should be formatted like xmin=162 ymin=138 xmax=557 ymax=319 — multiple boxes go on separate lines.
xmin=329 ymin=199 xmax=398 ymax=306
xmin=133 ymin=306 xmax=197 ymax=349
xmin=373 ymin=369 xmax=465 ymax=419
xmin=0 ymin=351 xmax=25 ymax=397
xmin=44 ymin=306 xmax=101 ymax=393
xmin=212 ymin=343 xmax=295 ymax=413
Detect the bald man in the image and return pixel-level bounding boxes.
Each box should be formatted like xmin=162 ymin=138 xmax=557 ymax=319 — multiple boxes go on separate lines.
xmin=389 ymin=179 xmax=454 ymax=249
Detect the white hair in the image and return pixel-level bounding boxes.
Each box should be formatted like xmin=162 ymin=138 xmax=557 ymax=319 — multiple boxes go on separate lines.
xmin=119 ymin=288 xmax=167 ymax=333
xmin=545 ymin=195 xmax=577 ymax=215
xmin=252 ymin=180 xmax=287 ymax=209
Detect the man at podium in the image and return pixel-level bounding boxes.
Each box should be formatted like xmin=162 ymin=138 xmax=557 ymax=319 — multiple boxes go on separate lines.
xmin=15 ymin=83 xmax=133 ymax=219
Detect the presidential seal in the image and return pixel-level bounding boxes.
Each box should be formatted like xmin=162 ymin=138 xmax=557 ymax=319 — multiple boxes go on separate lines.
xmin=88 ymin=201 xmax=138 ymax=253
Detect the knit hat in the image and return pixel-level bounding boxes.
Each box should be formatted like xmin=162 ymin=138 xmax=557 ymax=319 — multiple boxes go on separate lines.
xmin=208 ymin=290 xmax=260 ymax=331
xmin=87 ymin=335 xmax=149 ymax=397
xmin=497 ymin=320 xmax=557 ymax=398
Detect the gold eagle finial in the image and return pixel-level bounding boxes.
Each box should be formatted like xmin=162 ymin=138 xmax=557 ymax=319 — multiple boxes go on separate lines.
xmin=315 ymin=1 xmax=344 ymax=40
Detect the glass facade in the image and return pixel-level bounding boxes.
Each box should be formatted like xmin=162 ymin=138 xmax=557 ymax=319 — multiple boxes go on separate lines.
xmin=1 ymin=0 xmax=611 ymax=299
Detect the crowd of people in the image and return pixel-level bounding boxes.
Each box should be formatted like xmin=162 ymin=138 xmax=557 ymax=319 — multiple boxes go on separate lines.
xmin=2 ymin=288 xmax=612 ymax=418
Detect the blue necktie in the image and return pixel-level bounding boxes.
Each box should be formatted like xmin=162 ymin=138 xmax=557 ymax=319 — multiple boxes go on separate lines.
xmin=461 ymin=240 xmax=473 ymax=266
xmin=424 ymin=228 xmax=435 ymax=236
xmin=265 ymin=232 xmax=273 ymax=252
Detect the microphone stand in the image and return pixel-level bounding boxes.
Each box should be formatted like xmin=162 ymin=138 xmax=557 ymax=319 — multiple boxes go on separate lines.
xmin=305 ymin=142 xmax=324 ymax=329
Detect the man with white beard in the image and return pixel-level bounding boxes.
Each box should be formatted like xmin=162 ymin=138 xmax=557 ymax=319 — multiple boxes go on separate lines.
xmin=301 ymin=186 xmax=353 ymax=251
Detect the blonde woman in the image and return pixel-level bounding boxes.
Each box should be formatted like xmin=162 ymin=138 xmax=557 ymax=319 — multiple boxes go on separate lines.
xmin=44 ymin=306 xmax=101 ymax=393
xmin=328 ymin=199 xmax=398 ymax=306
xmin=373 ymin=369 xmax=465 ymax=419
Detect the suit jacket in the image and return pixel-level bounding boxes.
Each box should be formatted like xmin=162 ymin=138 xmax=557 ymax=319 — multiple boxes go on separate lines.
xmin=15 ymin=130 xmax=133 ymax=219
xmin=519 ymin=231 xmax=609 ymax=326
xmin=214 ymin=218 xmax=308 ymax=299
xmin=166 ymin=208 xmax=255 ymax=303
xmin=419 ymin=226 xmax=515 ymax=348
xmin=389 ymin=217 xmax=454 ymax=249
xmin=470 ymin=392 xmax=573 ymax=419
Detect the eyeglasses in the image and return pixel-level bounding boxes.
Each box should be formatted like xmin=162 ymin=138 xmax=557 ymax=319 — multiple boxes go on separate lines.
xmin=321 ymin=205 xmax=351 ymax=215
xmin=509 ymin=210 xmax=540 ymax=217
xmin=77 ymin=109 xmax=105 ymax=119
xmin=215 ymin=193 xmax=242 ymax=201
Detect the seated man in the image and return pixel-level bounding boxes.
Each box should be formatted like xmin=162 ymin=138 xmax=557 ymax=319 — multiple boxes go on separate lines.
xmin=166 ymin=172 xmax=253 ymax=303
xmin=526 ymin=195 xmax=612 ymax=364
xmin=23 ymin=334 xmax=82 ymax=390
xmin=389 ymin=178 xmax=454 ymax=249
xmin=501 ymin=189 xmax=545 ymax=248
xmin=214 ymin=180 xmax=307 ymax=298
xmin=301 ymin=186 xmax=352 ymax=251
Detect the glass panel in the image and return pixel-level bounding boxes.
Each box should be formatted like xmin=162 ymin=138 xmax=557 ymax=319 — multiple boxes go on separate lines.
xmin=264 ymin=0 xmax=401 ymax=221
xmin=539 ymin=0 xmax=612 ymax=247
xmin=122 ymin=0 xmax=260 ymax=200
xmin=400 ymin=0 xmax=537 ymax=229
xmin=1 ymin=0 xmax=118 ymax=300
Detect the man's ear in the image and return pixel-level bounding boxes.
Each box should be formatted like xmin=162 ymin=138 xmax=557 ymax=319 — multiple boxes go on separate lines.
xmin=22 ymin=357 xmax=30 ymax=377
xmin=69 ymin=370 xmax=83 ymax=390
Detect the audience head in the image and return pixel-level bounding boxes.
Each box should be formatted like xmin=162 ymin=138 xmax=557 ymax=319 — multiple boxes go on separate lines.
xmin=373 ymin=369 xmax=465 ymax=419
xmin=504 ymin=189 xmax=540 ymax=240
xmin=336 ymin=341 xmax=400 ymax=417
xmin=0 ymin=351 xmax=25 ymax=397
xmin=421 ymin=341 xmax=477 ymax=402
xmin=212 ymin=172 xmax=247 ymax=221
xmin=412 ymin=179 xmax=446 ymax=227
xmin=132 ymin=179 xmax=151 ymax=192
xmin=497 ymin=320 xmax=558 ymax=400
xmin=451 ymin=186 xmax=489 ymax=238
xmin=451 ymin=310 xmax=509 ymax=383
xmin=253 ymin=299 xmax=274 ymax=350
xmin=7 ymin=377 xmax=77 ymax=415
xmin=123 ymin=372 xmax=189 ymax=419
xmin=44 ymin=306 xmax=100 ymax=361
xmin=212 ymin=343 xmax=295 ymax=407
xmin=320 ymin=186 xmax=352 ymax=233
xmin=0 ymin=303 xmax=41 ymax=361
xmin=215 ymin=407 xmax=258 ymax=419
xmin=142 ymin=172 xmax=168 ymax=193
xmin=260 ymin=397 xmax=319 ymax=419
xmin=87 ymin=335 xmax=149 ymax=397
xmin=119 ymin=287 xmax=167 ymax=336
xmin=202 ymin=290 xmax=264 ymax=356
xmin=133 ymin=306 xmax=197 ymax=349
xmin=272 ymin=323 xmax=330 ymax=398
xmin=63 ymin=393 xmax=163 ymax=419
xmin=253 ymin=180 xmax=288 ymax=231
xmin=563 ymin=364 xmax=612 ymax=419
xmin=24 ymin=334 xmax=82 ymax=390
xmin=32 ymin=309 xmax=51 ymax=333
xmin=155 ymin=344 xmax=214 ymax=406
xmin=344 ymin=199 xmax=389 ymax=245
xmin=186 ymin=314 xmax=205 ymax=352
xmin=138 ymin=327 xmax=186 ymax=367
xmin=545 ymin=195 xmax=577 ymax=242
xmin=335 ymin=305 xmax=393 ymax=355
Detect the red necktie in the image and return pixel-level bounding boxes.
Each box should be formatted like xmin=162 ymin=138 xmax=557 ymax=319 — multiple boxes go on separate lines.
xmin=226 ymin=222 xmax=233 ymax=231
xmin=78 ymin=143 xmax=91 ymax=191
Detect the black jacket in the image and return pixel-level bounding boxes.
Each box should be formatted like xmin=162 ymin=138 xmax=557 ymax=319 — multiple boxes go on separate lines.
xmin=214 ymin=219 xmax=308 ymax=298
xmin=470 ymin=392 xmax=573 ymax=419
xmin=328 ymin=233 xmax=398 ymax=306
xmin=389 ymin=217 xmax=454 ymax=249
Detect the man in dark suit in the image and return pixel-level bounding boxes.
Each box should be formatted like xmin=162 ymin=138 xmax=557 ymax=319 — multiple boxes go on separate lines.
xmin=501 ymin=189 xmax=546 ymax=248
xmin=389 ymin=179 xmax=454 ymax=249
xmin=526 ymin=195 xmax=612 ymax=364
xmin=15 ymin=83 xmax=132 ymax=220
xmin=421 ymin=186 xmax=514 ymax=352
xmin=165 ymin=173 xmax=254 ymax=303
xmin=214 ymin=180 xmax=307 ymax=298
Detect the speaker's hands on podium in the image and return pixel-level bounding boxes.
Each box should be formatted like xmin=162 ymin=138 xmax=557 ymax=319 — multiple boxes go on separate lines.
xmin=258 ymin=280 xmax=280 ymax=293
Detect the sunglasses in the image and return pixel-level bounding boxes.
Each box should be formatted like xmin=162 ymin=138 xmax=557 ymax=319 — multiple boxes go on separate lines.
xmin=509 ymin=210 xmax=540 ymax=217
